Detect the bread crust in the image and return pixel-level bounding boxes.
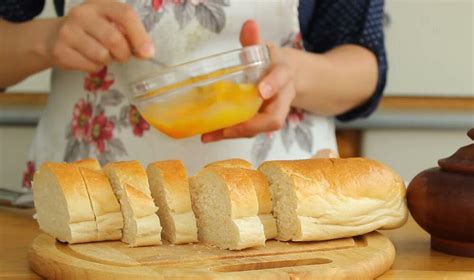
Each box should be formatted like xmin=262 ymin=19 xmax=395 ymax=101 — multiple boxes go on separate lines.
xmin=104 ymin=161 xmax=152 ymax=195
xmin=33 ymin=162 xmax=97 ymax=243
xmin=201 ymin=167 xmax=259 ymax=219
xmin=74 ymin=158 xmax=101 ymax=171
xmin=259 ymin=158 xmax=408 ymax=241
xmin=205 ymin=160 xmax=272 ymax=214
xmin=103 ymin=161 xmax=161 ymax=246
xmin=205 ymin=159 xmax=253 ymax=169
xmin=260 ymin=158 xmax=406 ymax=203
xmin=78 ymin=166 xmax=123 ymax=241
xmin=124 ymin=183 xmax=158 ymax=218
xmin=147 ymin=160 xmax=192 ymax=214
xmin=44 ymin=162 xmax=96 ymax=223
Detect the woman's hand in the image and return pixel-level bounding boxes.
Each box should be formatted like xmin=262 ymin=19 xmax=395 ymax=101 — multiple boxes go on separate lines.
xmin=45 ymin=0 xmax=153 ymax=73
xmin=201 ymin=20 xmax=296 ymax=143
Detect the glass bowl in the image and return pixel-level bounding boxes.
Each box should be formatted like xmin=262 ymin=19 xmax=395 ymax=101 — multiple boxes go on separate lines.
xmin=130 ymin=44 xmax=271 ymax=139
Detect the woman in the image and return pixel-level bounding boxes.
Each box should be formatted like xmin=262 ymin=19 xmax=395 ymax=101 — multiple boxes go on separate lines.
xmin=0 ymin=0 xmax=386 ymax=189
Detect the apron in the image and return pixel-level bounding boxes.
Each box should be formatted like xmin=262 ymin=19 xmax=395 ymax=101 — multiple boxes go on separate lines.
xmin=21 ymin=0 xmax=337 ymax=190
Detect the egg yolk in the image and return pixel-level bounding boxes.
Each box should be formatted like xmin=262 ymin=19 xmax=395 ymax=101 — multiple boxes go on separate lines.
xmin=138 ymin=80 xmax=262 ymax=138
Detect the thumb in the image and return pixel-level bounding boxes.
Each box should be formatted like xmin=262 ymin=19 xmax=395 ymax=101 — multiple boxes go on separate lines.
xmin=240 ymin=20 xmax=262 ymax=46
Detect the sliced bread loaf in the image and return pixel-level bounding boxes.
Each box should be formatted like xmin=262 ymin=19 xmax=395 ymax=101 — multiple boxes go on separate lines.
xmin=189 ymin=166 xmax=265 ymax=250
xmin=206 ymin=159 xmax=277 ymax=239
xmin=74 ymin=158 xmax=123 ymax=241
xmin=32 ymin=162 xmax=97 ymax=243
xmin=147 ymin=160 xmax=198 ymax=244
xmin=103 ymin=161 xmax=162 ymax=247
xmin=259 ymin=158 xmax=409 ymax=241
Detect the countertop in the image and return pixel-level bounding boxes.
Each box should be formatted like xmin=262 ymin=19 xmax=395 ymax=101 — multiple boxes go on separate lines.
xmin=1 ymin=206 xmax=473 ymax=279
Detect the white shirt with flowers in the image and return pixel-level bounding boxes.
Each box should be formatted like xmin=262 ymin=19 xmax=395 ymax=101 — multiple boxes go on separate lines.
xmin=21 ymin=0 xmax=337 ymax=190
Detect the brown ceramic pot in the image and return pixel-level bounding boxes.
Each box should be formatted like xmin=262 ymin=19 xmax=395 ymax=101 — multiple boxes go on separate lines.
xmin=407 ymin=128 xmax=474 ymax=257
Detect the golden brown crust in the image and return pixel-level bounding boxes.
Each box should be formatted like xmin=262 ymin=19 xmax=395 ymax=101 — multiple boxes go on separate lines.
xmin=205 ymin=159 xmax=253 ymax=169
xmin=74 ymin=158 xmax=101 ymax=171
xmin=147 ymin=160 xmax=191 ymax=213
xmin=78 ymin=167 xmax=121 ymax=216
xmin=124 ymin=183 xmax=158 ymax=218
xmin=259 ymin=158 xmax=406 ymax=201
xmin=206 ymin=159 xmax=272 ymax=215
xmin=103 ymin=161 xmax=152 ymax=196
xmin=199 ymin=166 xmax=259 ymax=219
xmin=41 ymin=162 xmax=95 ymax=223
xmin=243 ymin=170 xmax=272 ymax=214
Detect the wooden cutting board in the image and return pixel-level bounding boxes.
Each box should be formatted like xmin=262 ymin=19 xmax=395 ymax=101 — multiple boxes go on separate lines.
xmin=28 ymin=231 xmax=395 ymax=279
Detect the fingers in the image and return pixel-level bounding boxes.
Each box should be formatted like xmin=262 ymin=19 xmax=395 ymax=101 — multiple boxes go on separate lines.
xmin=226 ymin=82 xmax=295 ymax=137
xmin=202 ymin=82 xmax=296 ymax=142
xmin=64 ymin=25 xmax=113 ymax=66
xmin=240 ymin=20 xmax=262 ymax=46
xmin=80 ymin=16 xmax=132 ymax=62
xmin=52 ymin=43 xmax=102 ymax=73
xmin=258 ymin=62 xmax=292 ymax=99
xmin=99 ymin=2 xmax=154 ymax=58
xmin=52 ymin=2 xmax=152 ymax=71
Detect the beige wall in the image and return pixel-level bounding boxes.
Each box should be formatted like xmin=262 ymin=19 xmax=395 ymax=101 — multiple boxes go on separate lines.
xmin=363 ymin=129 xmax=469 ymax=181
xmin=0 ymin=127 xmax=36 ymax=191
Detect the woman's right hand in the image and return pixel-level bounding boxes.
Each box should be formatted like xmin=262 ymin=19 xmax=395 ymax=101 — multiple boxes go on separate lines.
xmin=46 ymin=0 xmax=154 ymax=73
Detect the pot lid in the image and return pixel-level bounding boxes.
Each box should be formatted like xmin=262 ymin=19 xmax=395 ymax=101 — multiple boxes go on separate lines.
xmin=438 ymin=128 xmax=474 ymax=175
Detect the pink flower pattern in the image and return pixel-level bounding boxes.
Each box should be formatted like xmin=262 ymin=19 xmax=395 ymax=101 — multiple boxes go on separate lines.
xmin=129 ymin=105 xmax=150 ymax=137
xmin=71 ymin=99 xmax=93 ymax=140
xmin=22 ymin=161 xmax=35 ymax=189
xmin=88 ymin=112 xmax=115 ymax=153
xmin=152 ymin=0 xmax=164 ymax=11
xmin=63 ymin=66 xmax=143 ymax=165
xmin=83 ymin=67 xmax=114 ymax=93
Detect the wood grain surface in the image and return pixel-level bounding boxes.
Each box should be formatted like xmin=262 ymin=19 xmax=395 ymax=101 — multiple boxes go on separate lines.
xmin=28 ymin=232 xmax=394 ymax=279
xmin=2 ymin=207 xmax=474 ymax=279
xmin=1 ymin=94 xmax=473 ymax=111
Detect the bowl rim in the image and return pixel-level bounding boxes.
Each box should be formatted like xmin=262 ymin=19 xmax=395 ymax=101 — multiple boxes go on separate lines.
xmin=133 ymin=62 xmax=269 ymax=103
xmin=130 ymin=44 xmax=271 ymax=102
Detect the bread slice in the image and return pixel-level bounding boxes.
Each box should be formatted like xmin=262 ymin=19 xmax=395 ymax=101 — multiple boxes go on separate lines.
xmin=74 ymin=158 xmax=101 ymax=170
xmin=103 ymin=161 xmax=162 ymax=247
xmin=259 ymin=158 xmax=409 ymax=241
xmin=74 ymin=158 xmax=123 ymax=241
xmin=189 ymin=166 xmax=265 ymax=250
xmin=205 ymin=158 xmax=253 ymax=169
xmin=147 ymin=160 xmax=198 ymax=244
xmin=32 ymin=162 xmax=97 ymax=243
xmin=206 ymin=159 xmax=277 ymax=239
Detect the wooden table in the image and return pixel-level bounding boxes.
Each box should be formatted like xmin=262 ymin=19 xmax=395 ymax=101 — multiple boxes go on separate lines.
xmin=1 ymin=206 xmax=473 ymax=279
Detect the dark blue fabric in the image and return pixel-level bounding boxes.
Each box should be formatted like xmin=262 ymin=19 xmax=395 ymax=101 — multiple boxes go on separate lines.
xmin=1 ymin=0 xmax=386 ymax=121
xmin=299 ymin=0 xmax=387 ymax=121
xmin=0 ymin=0 xmax=44 ymax=22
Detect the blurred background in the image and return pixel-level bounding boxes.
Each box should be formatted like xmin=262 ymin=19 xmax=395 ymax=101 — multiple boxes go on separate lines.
xmin=0 ymin=0 xmax=473 ymax=191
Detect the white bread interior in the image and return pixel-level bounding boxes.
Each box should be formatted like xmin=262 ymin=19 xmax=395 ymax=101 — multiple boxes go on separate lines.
xmin=32 ymin=162 xmax=97 ymax=243
xmin=74 ymin=158 xmax=123 ymax=241
xmin=189 ymin=166 xmax=265 ymax=250
xmin=147 ymin=160 xmax=198 ymax=244
xmin=103 ymin=161 xmax=162 ymax=247
xmin=259 ymin=158 xmax=408 ymax=241
xmin=205 ymin=159 xmax=277 ymax=239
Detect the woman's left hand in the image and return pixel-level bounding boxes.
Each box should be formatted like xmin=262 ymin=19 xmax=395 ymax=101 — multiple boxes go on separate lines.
xmin=201 ymin=20 xmax=296 ymax=143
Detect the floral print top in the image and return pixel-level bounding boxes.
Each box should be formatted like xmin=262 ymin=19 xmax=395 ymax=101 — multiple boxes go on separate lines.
xmin=20 ymin=0 xmax=339 ymax=191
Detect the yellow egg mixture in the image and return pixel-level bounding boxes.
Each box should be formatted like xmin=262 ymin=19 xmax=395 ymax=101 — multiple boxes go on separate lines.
xmin=138 ymin=80 xmax=262 ymax=138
